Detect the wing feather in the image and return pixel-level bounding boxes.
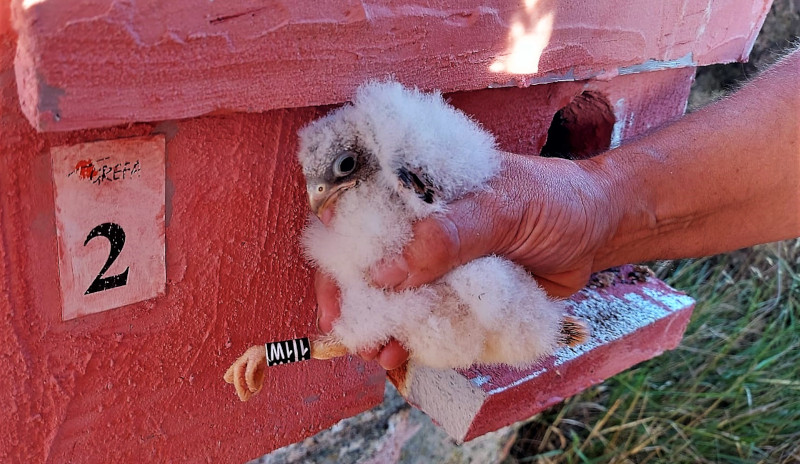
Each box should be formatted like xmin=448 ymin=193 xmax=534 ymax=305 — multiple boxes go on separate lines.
xmin=396 ymin=166 xmax=437 ymax=204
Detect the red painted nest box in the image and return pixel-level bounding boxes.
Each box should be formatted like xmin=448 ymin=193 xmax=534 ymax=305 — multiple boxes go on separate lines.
xmin=0 ymin=0 xmax=770 ymax=462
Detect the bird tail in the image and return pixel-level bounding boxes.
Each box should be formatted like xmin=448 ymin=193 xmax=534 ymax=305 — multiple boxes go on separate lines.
xmin=559 ymin=316 xmax=590 ymax=347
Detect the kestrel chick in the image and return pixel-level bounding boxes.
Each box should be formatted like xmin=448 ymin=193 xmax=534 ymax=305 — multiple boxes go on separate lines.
xmin=298 ymin=82 xmax=587 ymax=368
xmin=225 ymin=82 xmax=588 ymax=402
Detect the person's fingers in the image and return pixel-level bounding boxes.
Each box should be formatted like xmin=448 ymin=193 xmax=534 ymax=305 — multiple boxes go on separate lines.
xmin=369 ymin=154 xmax=533 ymax=291
xmin=370 ymin=206 xmax=494 ymax=290
xmin=368 ymin=212 xmax=590 ymax=297
xmin=535 ymin=266 xmax=595 ymax=298
xmin=368 ymin=201 xmax=593 ymax=297
xmin=535 ymin=278 xmax=580 ymax=299
xmin=315 ymin=271 xmax=341 ymax=334
xmin=316 ymin=270 xmax=404 ymax=363
xmin=378 ymin=340 xmax=409 ymax=370
xmin=357 ymin=345 xmax=381 ymax=361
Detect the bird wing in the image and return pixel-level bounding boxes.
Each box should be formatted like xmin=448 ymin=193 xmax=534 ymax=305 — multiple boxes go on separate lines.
xmin=396 ymin=166 xmax=437 ymax=205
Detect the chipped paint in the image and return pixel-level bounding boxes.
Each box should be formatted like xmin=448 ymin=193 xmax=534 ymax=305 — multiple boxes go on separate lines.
xmin=618 ymin=53 xmax=696 ymax=75
xmin=470 ymin=375 xmax=492 ymax=387
xmin=485 ymin=368 xmax=546 ymax=395
xmin=610 ymin=97 xmax=627 ymax=148
xmin=552 ymin=289 xmax=672 ymax=367
xmin=642 ymin=286 xmax=695 ymax=310
xmin=406 ymin=366 xmax=487 ymax=441
xmin=36 ymin=72 xmax=65 ymax=122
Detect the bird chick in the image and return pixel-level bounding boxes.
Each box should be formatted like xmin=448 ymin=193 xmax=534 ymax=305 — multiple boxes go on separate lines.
xmin=298 ymin=82 xmax=587 ymax=369
xmin=224 ymin=82 xmax=589 ymax=401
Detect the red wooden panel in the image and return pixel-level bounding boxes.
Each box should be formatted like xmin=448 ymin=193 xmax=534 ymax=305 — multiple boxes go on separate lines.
xmin=0 ymin=28 xmax=384 ymax=463
xmin=11 ymin=0 xmax=770 ymax=131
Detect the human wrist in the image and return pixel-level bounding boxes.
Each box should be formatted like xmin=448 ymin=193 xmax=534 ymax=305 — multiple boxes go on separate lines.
xmin=580 ymin=146 xmax=660 ymax=271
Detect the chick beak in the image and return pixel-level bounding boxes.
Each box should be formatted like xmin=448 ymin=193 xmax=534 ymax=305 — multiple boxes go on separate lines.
xmin=308 ymin=180 xmax=358 ymax=223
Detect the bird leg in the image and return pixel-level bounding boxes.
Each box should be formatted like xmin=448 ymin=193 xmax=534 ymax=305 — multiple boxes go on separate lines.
xmin=226 ymin=320 xmax=587 ymax=402
xmin=224 ymin=336 xmax=349 ymax=402
xmin=310 ymin=335 xmax=349 ymax=359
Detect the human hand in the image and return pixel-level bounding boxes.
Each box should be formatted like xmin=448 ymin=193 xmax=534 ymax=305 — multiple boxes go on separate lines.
xmin=224 ymin=345 xmax=267 ymax=402
xmin=369 ymin=152 xmax=619 ymax=296
xmin=315 ymin=151 xmax=619 ymax=369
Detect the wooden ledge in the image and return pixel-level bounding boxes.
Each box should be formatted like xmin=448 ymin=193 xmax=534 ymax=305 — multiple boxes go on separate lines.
xmin=389 ymin=266 xmax=695 ymax=442
xmin=12 ymin=0 xmax=770 ymax=131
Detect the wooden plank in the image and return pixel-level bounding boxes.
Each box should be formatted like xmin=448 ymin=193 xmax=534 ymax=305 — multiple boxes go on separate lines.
xmin=0 ymin=28 xmax=386 ymax=460
xmin=388 ymin=268 xmax=695 ymax=441
xmin=11 ymin=0 xmax=771 ymax=131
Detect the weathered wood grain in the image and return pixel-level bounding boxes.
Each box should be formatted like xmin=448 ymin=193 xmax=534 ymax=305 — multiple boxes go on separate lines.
xmin=11 ymin=0 xmax=770 ymax=131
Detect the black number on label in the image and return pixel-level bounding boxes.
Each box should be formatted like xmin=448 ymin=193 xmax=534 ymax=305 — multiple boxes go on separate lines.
xmin=84 ymin=222 xmax=129 ymax=295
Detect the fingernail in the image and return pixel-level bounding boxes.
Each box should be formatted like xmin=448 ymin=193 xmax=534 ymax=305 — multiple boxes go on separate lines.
xmin=315 ymin=305 xmax=323 ymax=333
xmin=370 ymin=255 xmax=409 ymax=288
xmin=379 ymin=356 xmax=403 ymax=371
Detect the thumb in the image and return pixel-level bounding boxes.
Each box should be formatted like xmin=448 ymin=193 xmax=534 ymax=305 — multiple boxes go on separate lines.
xmin=533 ymin=267 xmax=595 ymax=298
xmin=370 ymin=200 xmax=498 ymax=290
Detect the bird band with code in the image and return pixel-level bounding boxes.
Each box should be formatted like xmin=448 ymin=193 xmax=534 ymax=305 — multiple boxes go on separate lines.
xmin=265 ymin=337 xmax=312 ymax=366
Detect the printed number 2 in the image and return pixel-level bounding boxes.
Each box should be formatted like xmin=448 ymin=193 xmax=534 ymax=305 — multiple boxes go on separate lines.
xmin=84 ymin=222 xmax=129 ymax=295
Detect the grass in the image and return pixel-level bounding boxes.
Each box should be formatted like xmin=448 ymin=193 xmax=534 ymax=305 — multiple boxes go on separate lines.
xmin=507 ymin=239 xmax=800 ymax=464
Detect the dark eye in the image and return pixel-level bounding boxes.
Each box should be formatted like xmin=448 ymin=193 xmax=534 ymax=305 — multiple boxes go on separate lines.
xmin=333 ymin=152 xmax=357 ymax=177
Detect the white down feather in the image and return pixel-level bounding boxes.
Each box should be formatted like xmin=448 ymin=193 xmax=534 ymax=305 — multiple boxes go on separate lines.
xmin=299 ymin=81 xmax=565 ymax=368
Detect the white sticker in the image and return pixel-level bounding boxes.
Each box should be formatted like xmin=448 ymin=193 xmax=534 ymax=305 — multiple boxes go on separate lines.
xmin=266 ymin=338 xmax=313 ymax=366
xmin=52 ymin=135 xmax=166 ymax=320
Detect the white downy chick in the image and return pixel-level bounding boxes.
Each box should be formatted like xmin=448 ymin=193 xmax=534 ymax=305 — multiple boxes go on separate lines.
xmin=298 ymin=82 xmax=587 ymax=369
